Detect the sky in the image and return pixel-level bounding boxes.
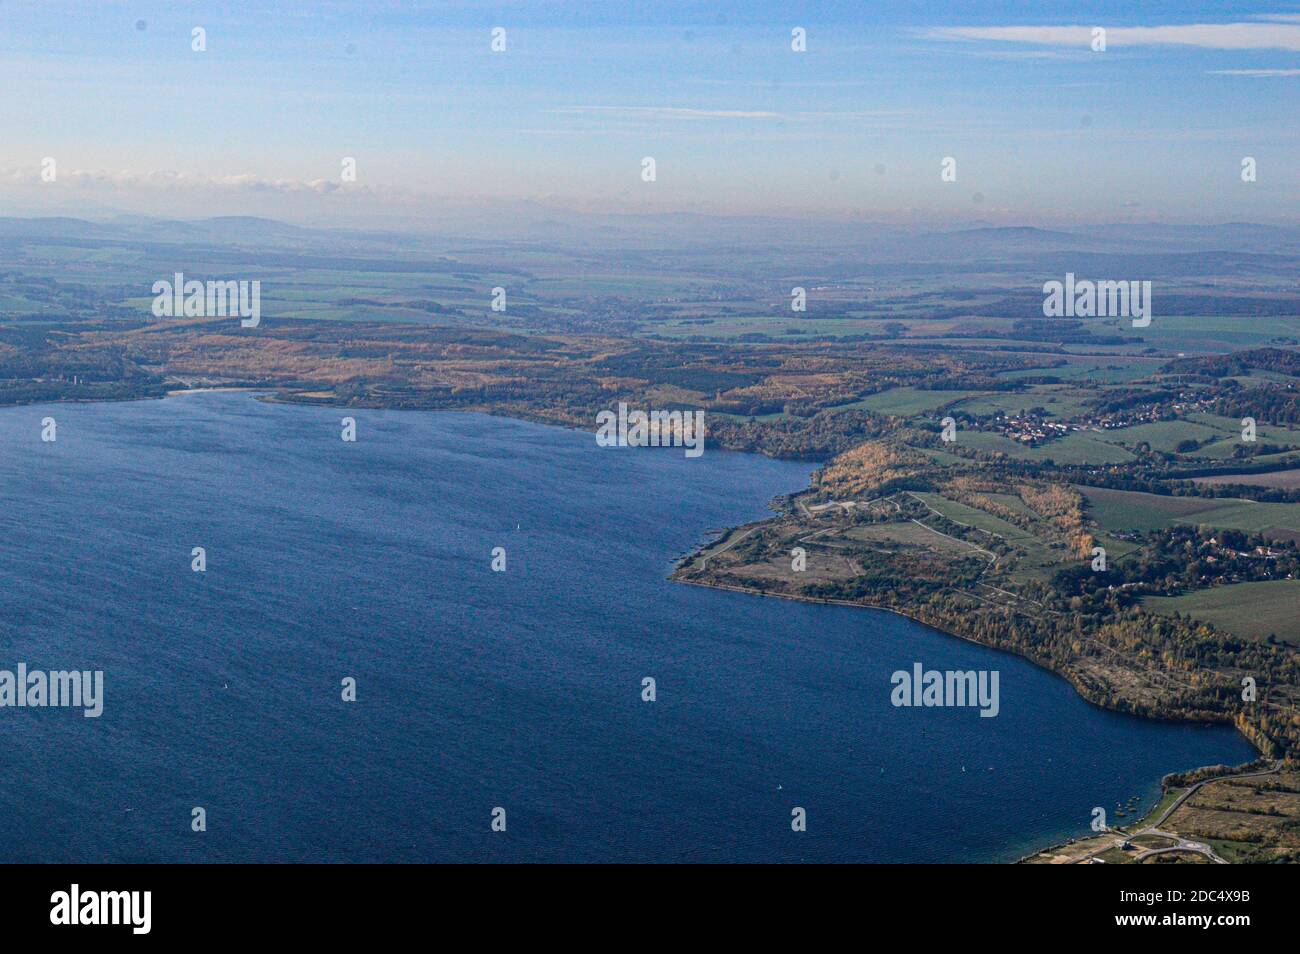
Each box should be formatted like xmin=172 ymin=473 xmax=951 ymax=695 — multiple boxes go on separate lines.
xmin=0 ymin=0 xmax=1297 ymax=228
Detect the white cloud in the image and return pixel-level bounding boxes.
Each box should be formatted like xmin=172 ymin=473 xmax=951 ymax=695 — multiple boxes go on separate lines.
xmin=928 ymin=22 xmax=1300 ymax=52
xmin=1208 ymin=68 xmax=1300 ymax=76
xmin=0 ymin=167 xmax=359 ymax=195
xmin=547 ymin=106 xmax=911 ymax=126
xmin=549 ymin=106 xmax=784 ymax=120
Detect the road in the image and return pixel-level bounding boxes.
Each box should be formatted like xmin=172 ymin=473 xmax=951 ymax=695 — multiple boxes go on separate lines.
xmin=1075 ymin=761 xmax=1281 ymax=864
xmin=696 ymin=526 xmax=756 ymax=570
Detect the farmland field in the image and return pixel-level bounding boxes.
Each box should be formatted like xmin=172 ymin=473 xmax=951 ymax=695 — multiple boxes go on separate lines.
xmin=1079 ymin=486 xmax=1300 ymax=538
xmin=1193 ymin=468 xmax=1300 ymax=489
xmin=909 ymin=491 xmax=1066 ymax=582
xmin=843 ymin=522 xmax=973 ymax=552
xmin=1097 ymin=419 xmax=1230 ymax=454
xmin=855 ymin=387 xmax=981 ymax=416
xmin=950 ymin=387 xmax=1095 ymax=420
xmin=1143 ymin=580 xmax=1300 ymax=645
xmin=1078 ymin=486 xmax=1231 ymax=532
xmin=960 ymin=430 xmax=1135 ymax=465
xmin=996 ymin=360 xmax=1159 ymax=384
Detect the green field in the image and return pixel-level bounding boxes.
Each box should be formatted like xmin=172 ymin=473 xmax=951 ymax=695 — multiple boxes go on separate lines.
xmin=950 ymin=386 xmax=1095 ymax=420
xmin=1125 ymin=315 xmax=1300 ymax=352
xmin=844 ymin=522 xmax=973 ymax=552
xmin=1188 ymin=413 xmax=1300 ymax=459
xmin=911 ymin=492 xmax=1032 ymax=540
xmin=910 ymin=491 xmax=1067 ymax=582
xmin=1078 ymin=486 xmax=1233 ymax=531
xmin=1143 ymin=580 xmax=1300 ymax=645
xmin=1173 ymin=499 xmax=1300 ymax=534
xmin=652 ymin=315 xmax=885 ymax=340
xmin=1097 ymin=419 xmax=1230 ymax=454
xmin=960 ymin=430 xmax=1135 ymax=464
xmin=855 ymin=387 xmax=982 ymax=416
xmin=1094 ymin=532 xmax=1143 ymax=561
xmin=1079 ymin=486 xmax=1300 ymax=537
xmin=997 ymin=360 xmax=1159 ymax=384
xmin=915 ymin=447 xmax=970 ymax=467
xmin=1078 ymin=414 xmax=1300 ymax=462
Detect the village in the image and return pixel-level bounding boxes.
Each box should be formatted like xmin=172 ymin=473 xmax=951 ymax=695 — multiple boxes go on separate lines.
xmin=990 ymin=394 xmax=1217 ymax=446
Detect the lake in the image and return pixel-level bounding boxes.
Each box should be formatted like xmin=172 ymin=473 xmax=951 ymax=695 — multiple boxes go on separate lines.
xmin=0 ymin=392 xmax=1256 ymax=862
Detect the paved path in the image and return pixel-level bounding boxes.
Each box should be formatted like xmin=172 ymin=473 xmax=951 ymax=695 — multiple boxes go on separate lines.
xmin=1074 ymin=762 xmax=1281 ymax=864
xmin=697 ymin=526 xmax=756 ymax=570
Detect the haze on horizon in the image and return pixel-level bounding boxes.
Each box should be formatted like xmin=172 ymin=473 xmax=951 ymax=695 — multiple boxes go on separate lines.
xmin=1 ymin=0 xmax=1297 ymax=230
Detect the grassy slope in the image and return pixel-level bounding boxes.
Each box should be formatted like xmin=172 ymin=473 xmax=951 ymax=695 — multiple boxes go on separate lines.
xmin=1143 ymin=580 xmax=1300 ymax=645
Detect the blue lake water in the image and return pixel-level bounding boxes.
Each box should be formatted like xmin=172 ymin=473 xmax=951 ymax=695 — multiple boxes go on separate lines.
xmin=0 ymin=392 xmax=1255 ymax=862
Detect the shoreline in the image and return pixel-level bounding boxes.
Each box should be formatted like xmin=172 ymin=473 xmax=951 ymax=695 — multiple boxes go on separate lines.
xmin=165 ymin=386 xmax=268 ymax=397
xmin=672 ymin=573 xmax=1254 ymax=736
xmin=7 ymin=385 xmax=1271 ymax=862
xmin=671 ymin=573 xmax=1265 ymax=863
xmin=1012 ymin=757 xmax=1281 ymax=864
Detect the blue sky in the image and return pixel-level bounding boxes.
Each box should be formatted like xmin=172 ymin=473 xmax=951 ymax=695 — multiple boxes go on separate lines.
xmin=1 ymin=1 xmax=1297 ymax=226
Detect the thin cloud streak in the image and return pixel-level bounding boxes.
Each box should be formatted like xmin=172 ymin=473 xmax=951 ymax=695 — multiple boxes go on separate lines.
xmin=549 ymin=106 xmax=784 ymax=120
xmin=1208 ymin=68 xmax=1300 ymax=76
xmin=928 ymin=22 xmax=1300 ymax=52
xmin=547 ymin=106 xmax=912 ymax=124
